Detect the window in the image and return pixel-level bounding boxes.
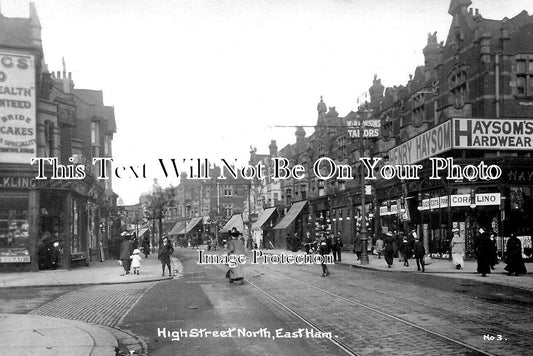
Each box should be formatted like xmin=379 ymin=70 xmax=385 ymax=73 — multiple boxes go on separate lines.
xmin=318 ymin=146 xmax=326 ymax=159
xmin=91 ymin=121 xmax=100 ymax=145
xmin=44 ymin=121 xmax=54 ymax=156
xmin=223 ymin=185 xmax=233 ymax=197
xmin=515 ymin=58 xmax=533 ymax=98
xmin=411 ymin=93 xmax=424 ymax=125
xmin=449 ymin=67 xmax=467 ymax=108
xmin=223 ymin=204 xmax=233 ymax=217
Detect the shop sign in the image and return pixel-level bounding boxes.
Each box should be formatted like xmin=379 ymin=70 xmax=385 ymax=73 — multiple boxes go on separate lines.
xmin=0 ymin=176 xmax=36 ymax=188
xmin=0 ymin=50 xmax=36 ymax=163
xmin=418 ymin=196 xmax=449 ymax=211
xmin=347 ymin=118 xmax=381 ymax=138
xmin=0 ymin=248 xmax=30 ymax=263
xmin=380 ymin=204 xmax=398 ymax=216
xmin=453 ymin=118 xmax=533 ymax=150
xmin=388 ymin=120 xmax=452 ymax=165
xmin=419 ymin=193 xmax=501 ymax=210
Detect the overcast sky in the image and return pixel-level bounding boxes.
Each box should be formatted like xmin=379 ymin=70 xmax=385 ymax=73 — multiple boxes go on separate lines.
xmin=3 ymin=0 xmax=532 ymax=204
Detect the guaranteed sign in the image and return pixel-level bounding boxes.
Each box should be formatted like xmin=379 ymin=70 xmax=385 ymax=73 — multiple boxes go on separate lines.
xmin=453 ymin=118 xmax=533 ymax=150
xmin=0 ymin=51 xmax=36 ymax=163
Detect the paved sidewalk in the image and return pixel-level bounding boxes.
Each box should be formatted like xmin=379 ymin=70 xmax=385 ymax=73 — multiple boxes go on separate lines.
xmin=0 ymin=313 xmax=117 ymax=356
xmin=0 ymin=254 xmax=181 ymax=288
xmin=261 ymin=248 xmax=533 ymax=291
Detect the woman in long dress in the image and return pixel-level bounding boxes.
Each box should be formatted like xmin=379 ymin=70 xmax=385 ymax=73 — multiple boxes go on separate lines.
xmin=505 ymin=234 xmax=527 ymax=276
xmin=450 ymin=228 xmax=464 ymax=269
xmin=383 ymin=232 xmax=395 ymax=268
xmin=227 ymin=227 xmax=245 ymax=285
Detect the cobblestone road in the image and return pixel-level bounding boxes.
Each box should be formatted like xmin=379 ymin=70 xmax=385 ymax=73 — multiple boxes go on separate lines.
xmin=243 ymin=259 xmax=533 ymax=356
xmin=29 ymin=282 xmax=154 ymax=327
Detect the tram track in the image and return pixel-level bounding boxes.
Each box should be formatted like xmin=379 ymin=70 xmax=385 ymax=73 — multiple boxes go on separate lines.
xmin=247 ymin=265 xmax=496 ymax=356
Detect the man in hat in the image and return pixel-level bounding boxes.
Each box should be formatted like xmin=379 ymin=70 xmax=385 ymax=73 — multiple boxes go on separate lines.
xmin=414 ymin=235 xmax=426 ymax=272
xmin=383 ymin=231 xmax=395 ymax=268
xmin=119 ymin=234 xmax=134 ymax=276
xmin=450 ymin=228 xmax=464 ymax=269
xmin=227 ymin=227 xmax=245 ymax=284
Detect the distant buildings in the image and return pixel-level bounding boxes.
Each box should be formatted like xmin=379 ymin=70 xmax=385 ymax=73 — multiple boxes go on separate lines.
xmin=0 ymin=4 xmax=118 ymax=271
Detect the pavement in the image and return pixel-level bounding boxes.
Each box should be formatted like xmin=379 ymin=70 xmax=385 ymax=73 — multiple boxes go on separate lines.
xmin=0 ymin=253 xmax=181 ymax=356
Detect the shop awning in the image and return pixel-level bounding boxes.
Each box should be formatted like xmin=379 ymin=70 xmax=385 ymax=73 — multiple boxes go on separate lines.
xmin=220 ymin=214 xmax=244 ymax=234
xmin=137 ymin=228 xmax=150 ymax=238
xmin=252 ymin=208 xmax=276 ymax=230
xmin=185 ymin=217 xmax=203 ymax=233
xmin=273 ymin=201 xmax=307 ymax=230
xmin=168 ymin=221 xmax=186 ymax=236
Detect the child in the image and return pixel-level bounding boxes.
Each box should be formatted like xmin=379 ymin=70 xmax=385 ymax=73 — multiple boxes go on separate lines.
xmin=130 ymin=248 xmax=142 ymax=275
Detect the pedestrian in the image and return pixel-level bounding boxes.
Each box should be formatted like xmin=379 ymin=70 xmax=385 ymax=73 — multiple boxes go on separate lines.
xmin=142 ymin=236 xmax=150 ymax=258
xmin=335 ymin=231 xmax=344 ymax=262
xmin=292 ymin=232 xmax=300 ymax=252
xmin=158 ymin=237 xmax=174 ymax=276
xmin=400 ymin=235 xmax=411 ymax=267
xmin=353 ymin=234 xmax=362 ymax=260
xmin=475 ymin=227 xmax=492 ymax=277
xmin=130 ymin=248 xmax=142 ymax=275
xmin=414 ymin=236 xmax=426 ymax=272
xmin=331 ymin=233 xmax=338 ymax=262
xmin=489 ymin=232 xmax=499 ymax=270
xmin=504 ymin=234 xmax=527 ymax=276
xmin=450 ymin=228 xmax=464 ymax=269
xmin=286 ymin=233 xmax=292 ymax=251
xmin=375 ymin=236 xmax=383 ymax=259
xmin=119 ymin=234 xmax=134 ymax=276
xmin=304 ymin=231 xmax=312 ymax=254
xmin=393 ymin=231 xmax=401 ymax=258
xmin=318 ymin=235 xmax=330 ymax=277
xmin=227 ymin=227 xmax=245 ymax=285
xmin=383 ymin=231 xmax=394 ymax=268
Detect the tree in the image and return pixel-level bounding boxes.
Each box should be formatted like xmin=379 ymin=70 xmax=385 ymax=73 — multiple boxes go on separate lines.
xmin=143 ymin=179 xmax=175 ymax=248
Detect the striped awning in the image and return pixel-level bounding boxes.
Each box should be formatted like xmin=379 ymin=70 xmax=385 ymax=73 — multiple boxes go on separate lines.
xmin=252 ymin=207 xmax=277 ymax=230
xmin=220 ymin=214 xmax=244 ymax=234
xmin=273 ymin=201 xmax=307 ymax=230
xmin=168 ymin=221 xmax=186 ymax=236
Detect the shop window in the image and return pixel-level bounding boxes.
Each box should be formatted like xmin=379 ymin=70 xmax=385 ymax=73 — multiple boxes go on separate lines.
xmin=0 ymin=197 xmax=29 ymax=249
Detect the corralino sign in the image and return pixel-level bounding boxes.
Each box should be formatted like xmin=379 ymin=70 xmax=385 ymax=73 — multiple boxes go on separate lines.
xmin=418 ymin=193 xmax=501 ymax=211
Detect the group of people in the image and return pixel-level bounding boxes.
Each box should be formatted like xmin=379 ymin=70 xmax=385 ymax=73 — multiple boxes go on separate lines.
xmin=474 ymin=227 xmax=527 ymax=277
xmin=376 ymin=230 xmax=426 ymax=271
xmin=118 ymin=233 xmax=175 ymax=276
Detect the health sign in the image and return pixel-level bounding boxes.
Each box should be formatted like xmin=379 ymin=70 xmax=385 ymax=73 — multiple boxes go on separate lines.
xmin=0 ymin=50 xmax=36 ymax=163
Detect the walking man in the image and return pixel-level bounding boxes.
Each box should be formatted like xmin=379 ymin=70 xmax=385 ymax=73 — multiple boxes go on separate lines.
xmin=335 ymin=231 xmax=343 ymax=262
xmin=414 ymin=236 xmax=425 ymax=272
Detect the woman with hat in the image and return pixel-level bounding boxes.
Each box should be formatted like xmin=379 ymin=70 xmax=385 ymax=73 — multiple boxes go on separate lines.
xmin=227 ymin=227 xmax=245 ymax=284
xmin=383 ymin=231 xmax=395 ymax=268
xmin=450 ymin=228 xmax=464 ymax=270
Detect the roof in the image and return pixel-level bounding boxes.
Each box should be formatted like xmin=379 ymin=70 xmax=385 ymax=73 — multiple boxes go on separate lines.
xmin=273 ymin=201 xmax=307 ymax=230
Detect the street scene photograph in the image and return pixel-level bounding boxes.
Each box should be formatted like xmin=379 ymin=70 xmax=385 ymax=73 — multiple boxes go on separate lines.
xmin=1 ymin=0 xmax=533 ymax=355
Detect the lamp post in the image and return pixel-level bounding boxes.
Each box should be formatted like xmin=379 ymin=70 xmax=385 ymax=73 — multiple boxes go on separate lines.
xmin=359 ymin=111 xmax=370 ymax=265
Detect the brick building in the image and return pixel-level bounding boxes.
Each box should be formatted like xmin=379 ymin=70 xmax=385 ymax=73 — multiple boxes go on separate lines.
xmin=0 ymin=4 xmax=118 ymax=271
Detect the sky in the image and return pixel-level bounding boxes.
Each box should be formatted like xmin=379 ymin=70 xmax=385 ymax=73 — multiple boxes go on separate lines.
xmin=2 ymin=0 xmax=533 ymax=204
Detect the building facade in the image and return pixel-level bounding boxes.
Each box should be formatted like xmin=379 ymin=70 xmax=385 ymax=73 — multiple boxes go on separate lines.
xmin=0 ymin=4 xmax=118 ymax=271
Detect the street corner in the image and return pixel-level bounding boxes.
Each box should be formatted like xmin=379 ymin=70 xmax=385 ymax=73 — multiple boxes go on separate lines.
xmin=0 ymin=313 xmax=117 ymax=355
